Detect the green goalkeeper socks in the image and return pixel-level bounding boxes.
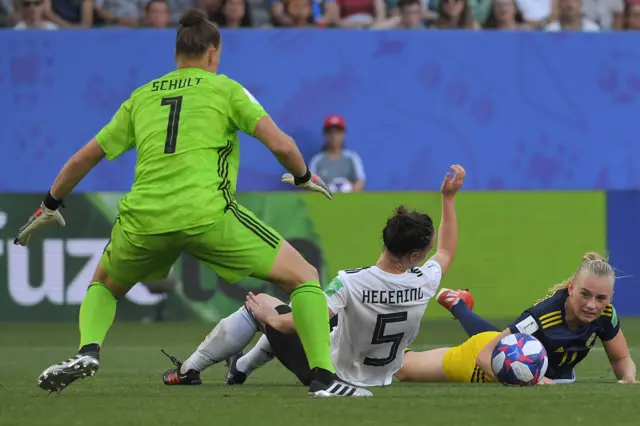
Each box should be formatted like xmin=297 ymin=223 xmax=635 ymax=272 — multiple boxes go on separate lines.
xmin=79 ymin=283 xmax=117 ymax=349
xmin=290 ymin=281 xmax=335 ymax=373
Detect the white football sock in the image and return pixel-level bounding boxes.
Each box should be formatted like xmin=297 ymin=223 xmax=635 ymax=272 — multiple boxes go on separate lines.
xmin=236 ymin=334 xmax=275 ymax=376
xmin=181 ymin=306 xmax=258 ymax=374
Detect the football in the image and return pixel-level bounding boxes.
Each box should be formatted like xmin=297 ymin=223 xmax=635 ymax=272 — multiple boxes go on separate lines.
xmin=491 ymin=333 xmax=548 ymax=386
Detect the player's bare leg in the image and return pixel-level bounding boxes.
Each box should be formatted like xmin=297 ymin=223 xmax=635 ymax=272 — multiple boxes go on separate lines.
xmin=394 ymin=348 xmax=451 ymax=383
xmin=265 ymin=241 xmax=372 ymax=397
xmin=37 ymin=264 xmax=124 ymax=393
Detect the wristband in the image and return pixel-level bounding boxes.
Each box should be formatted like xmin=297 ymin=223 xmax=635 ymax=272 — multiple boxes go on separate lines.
xmin=43 ymin=190 xmax=64 ymax=210
xmin=294 ymin=168 xmax=312 ymax=185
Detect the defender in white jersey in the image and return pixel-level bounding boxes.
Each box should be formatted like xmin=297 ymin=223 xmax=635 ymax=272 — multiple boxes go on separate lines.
xmin=161 ymin=165 xmax=465 ymax=390
xmin=322 ymin=261 xmax=442 ymax=386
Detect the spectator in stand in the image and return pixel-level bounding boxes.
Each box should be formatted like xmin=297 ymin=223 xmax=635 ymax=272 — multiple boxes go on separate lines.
xmin=514 ymin=0 xmax=550 ymax=26
xmin=94 ymin=0 xmax=145 ymax=26
xmin=14 ymin=0 xmax=58 ymax=27
xmin=166 ymin=0 xmax=195 ymax=24
xmin=546 ymin=0 xmax=599 ymax=29
xmin=144 ymin=0 xmax=170 ymax=26
xmin=385 ymin=0 xmax=437 ymax=23
xmin=429 ymin=0 xmax=491 ymax=25
xmin=309 ymin=114 xmax=366 ymax=194
xmin=429 ymin=0 xmax=480 ymax=27
xmin=270 ymin=0 xmax=335 ymax=26
xmin=284 ymin=0 xmax=316 ymax=26
xmin=216 ymin=0 xmax=252 ymax=26
xmin=372 ymin=0 xmax=429 ymax=28
xmin=579 ymin=0 xmax=624 ymax=28
xmin=1 ymin=0 xmax=20 ymax=27
xmin=198 ymin=0 xmax=222 ymax=22
xmin=624 ymin=0 xmax=640 ymax=28
xmin=484 ymin=0 xmax=529 ymax=28
xmin=327 ymin=0 xmax=394 ymax=27
xmin=44 ymin=0 xmax=93 ymax=27
xmin=624 ymin=0 xmax=640 ymax=27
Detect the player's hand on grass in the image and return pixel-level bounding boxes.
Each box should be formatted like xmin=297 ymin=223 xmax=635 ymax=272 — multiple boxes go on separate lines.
xmin=537 ymin=377 xmax=556 ymax=385
xmin=245 ymin=292 xmax=280 ymax=325
xmin=441 ymin=164 xmax=466 ymax=197
xmin=13 ymin=204 xmax=66 ymax=246
xmin=281 ymin=171 xmax=333 ymax=200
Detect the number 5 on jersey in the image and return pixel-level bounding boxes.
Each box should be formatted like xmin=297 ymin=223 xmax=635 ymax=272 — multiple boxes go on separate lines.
xmin=364 ymin=312 xmax=408 ymax=367
xmin=161 ymin=96 xmax=183 ymax=154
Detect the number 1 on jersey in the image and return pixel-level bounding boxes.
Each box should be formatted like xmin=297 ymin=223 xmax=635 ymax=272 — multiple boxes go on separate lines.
xmin=161 ymin=96 xmax=183 ymax=154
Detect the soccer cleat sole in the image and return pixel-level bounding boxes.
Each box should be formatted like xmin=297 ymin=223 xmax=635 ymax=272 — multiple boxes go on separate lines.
xmin=37 ymin=359 xmax=99 ymax=393
xmin=308 ymin=389 xmax=373 ymax=397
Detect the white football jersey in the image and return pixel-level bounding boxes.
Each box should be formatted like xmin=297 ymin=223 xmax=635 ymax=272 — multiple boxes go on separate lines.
xmin=325 ymin=259 xmax=443 ymax=387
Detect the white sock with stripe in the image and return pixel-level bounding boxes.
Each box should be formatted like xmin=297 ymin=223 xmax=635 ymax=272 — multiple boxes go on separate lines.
xmin=236 ymin=334 xmax=275 ymax=375
xmin=181 ymin=307 xmax=258 ymax=374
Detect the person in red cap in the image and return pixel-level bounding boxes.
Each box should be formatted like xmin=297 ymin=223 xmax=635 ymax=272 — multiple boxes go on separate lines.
xmin=309 ymin=114 xmax=366 ymax=193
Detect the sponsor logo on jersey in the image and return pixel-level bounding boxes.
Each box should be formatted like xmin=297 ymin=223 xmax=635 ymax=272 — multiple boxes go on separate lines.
xmin=586 ymin=332 xmax=597 ymax=348
xmin=611 ymin=306 xmax=619 ymax=327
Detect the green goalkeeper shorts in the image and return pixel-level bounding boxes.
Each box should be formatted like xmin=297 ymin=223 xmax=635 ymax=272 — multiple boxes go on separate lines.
xmin=100 ymin=204 xmax=283 ymax=288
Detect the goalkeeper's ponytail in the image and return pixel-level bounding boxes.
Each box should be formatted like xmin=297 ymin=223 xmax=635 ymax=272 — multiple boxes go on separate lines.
xmin=176 ymin=9 xmax=221 ymax=58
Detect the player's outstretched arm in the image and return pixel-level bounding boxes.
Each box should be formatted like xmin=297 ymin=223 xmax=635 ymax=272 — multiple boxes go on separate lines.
xmin=254 ymin=116 xmax=308 ymax=178
xmin=50 ymin=139 xmax=106 ymax=200
xmin=428 ymin=165 xmax=465 ymax=275
xmin=13 ymin=139 xmax=106 ymax=246
xmin=602 ymin=330 xmax=638 ymax=383
xmin=254 ymin=117 xmax=333 ymax=200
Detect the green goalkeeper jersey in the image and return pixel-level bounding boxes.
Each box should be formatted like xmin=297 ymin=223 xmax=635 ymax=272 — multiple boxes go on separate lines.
xmin=95 ymin=68 xmax=267 ymax=235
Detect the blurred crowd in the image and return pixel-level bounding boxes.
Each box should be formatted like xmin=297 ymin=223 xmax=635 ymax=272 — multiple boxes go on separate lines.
xmin=2 ymin=0 xmax=639 ymax=30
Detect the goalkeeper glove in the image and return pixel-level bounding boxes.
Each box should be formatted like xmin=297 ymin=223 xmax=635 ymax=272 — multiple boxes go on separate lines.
xmin=14 ymin=191 xmax=66 ymax=246
xmin=281 ymin=169 xmax=333 ymax=200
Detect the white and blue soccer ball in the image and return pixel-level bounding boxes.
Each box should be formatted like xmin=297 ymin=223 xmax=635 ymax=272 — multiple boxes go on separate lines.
xmin=491 ymin=333 xmax=548 ymax=386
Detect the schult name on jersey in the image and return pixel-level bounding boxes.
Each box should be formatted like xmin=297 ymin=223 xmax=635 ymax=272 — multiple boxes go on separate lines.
xmin=361 ymin=288 xmax=425 ymax=304
xmin=151 ymin=77 xmax=203 ymax=92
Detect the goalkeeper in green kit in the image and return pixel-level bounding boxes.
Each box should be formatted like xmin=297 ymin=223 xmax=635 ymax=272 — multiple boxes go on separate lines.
xmin=13 ymin=9 xmax=371 ymax=398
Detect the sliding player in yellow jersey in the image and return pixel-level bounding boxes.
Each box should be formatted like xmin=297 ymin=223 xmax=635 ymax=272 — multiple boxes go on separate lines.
xmin=13 ymin=9 xmax=371 ymax=397
xmin=396 ymin=253 xmax=638 ymax=385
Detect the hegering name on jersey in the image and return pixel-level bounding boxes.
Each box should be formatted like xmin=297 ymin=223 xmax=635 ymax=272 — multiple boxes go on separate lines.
xmin=361 ymin=288 xmax=425 ymax=304
xmin=151 ymin=77 xmax=203 ymax=92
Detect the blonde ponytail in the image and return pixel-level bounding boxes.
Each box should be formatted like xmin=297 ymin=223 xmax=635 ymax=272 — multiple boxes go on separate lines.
xmin=546 ymin=252 xmax=613 ymax=294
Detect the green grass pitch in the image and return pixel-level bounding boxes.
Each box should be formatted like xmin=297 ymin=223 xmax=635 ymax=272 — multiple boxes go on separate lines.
xmin=1 ymin=319 xmax=640 ymax=426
